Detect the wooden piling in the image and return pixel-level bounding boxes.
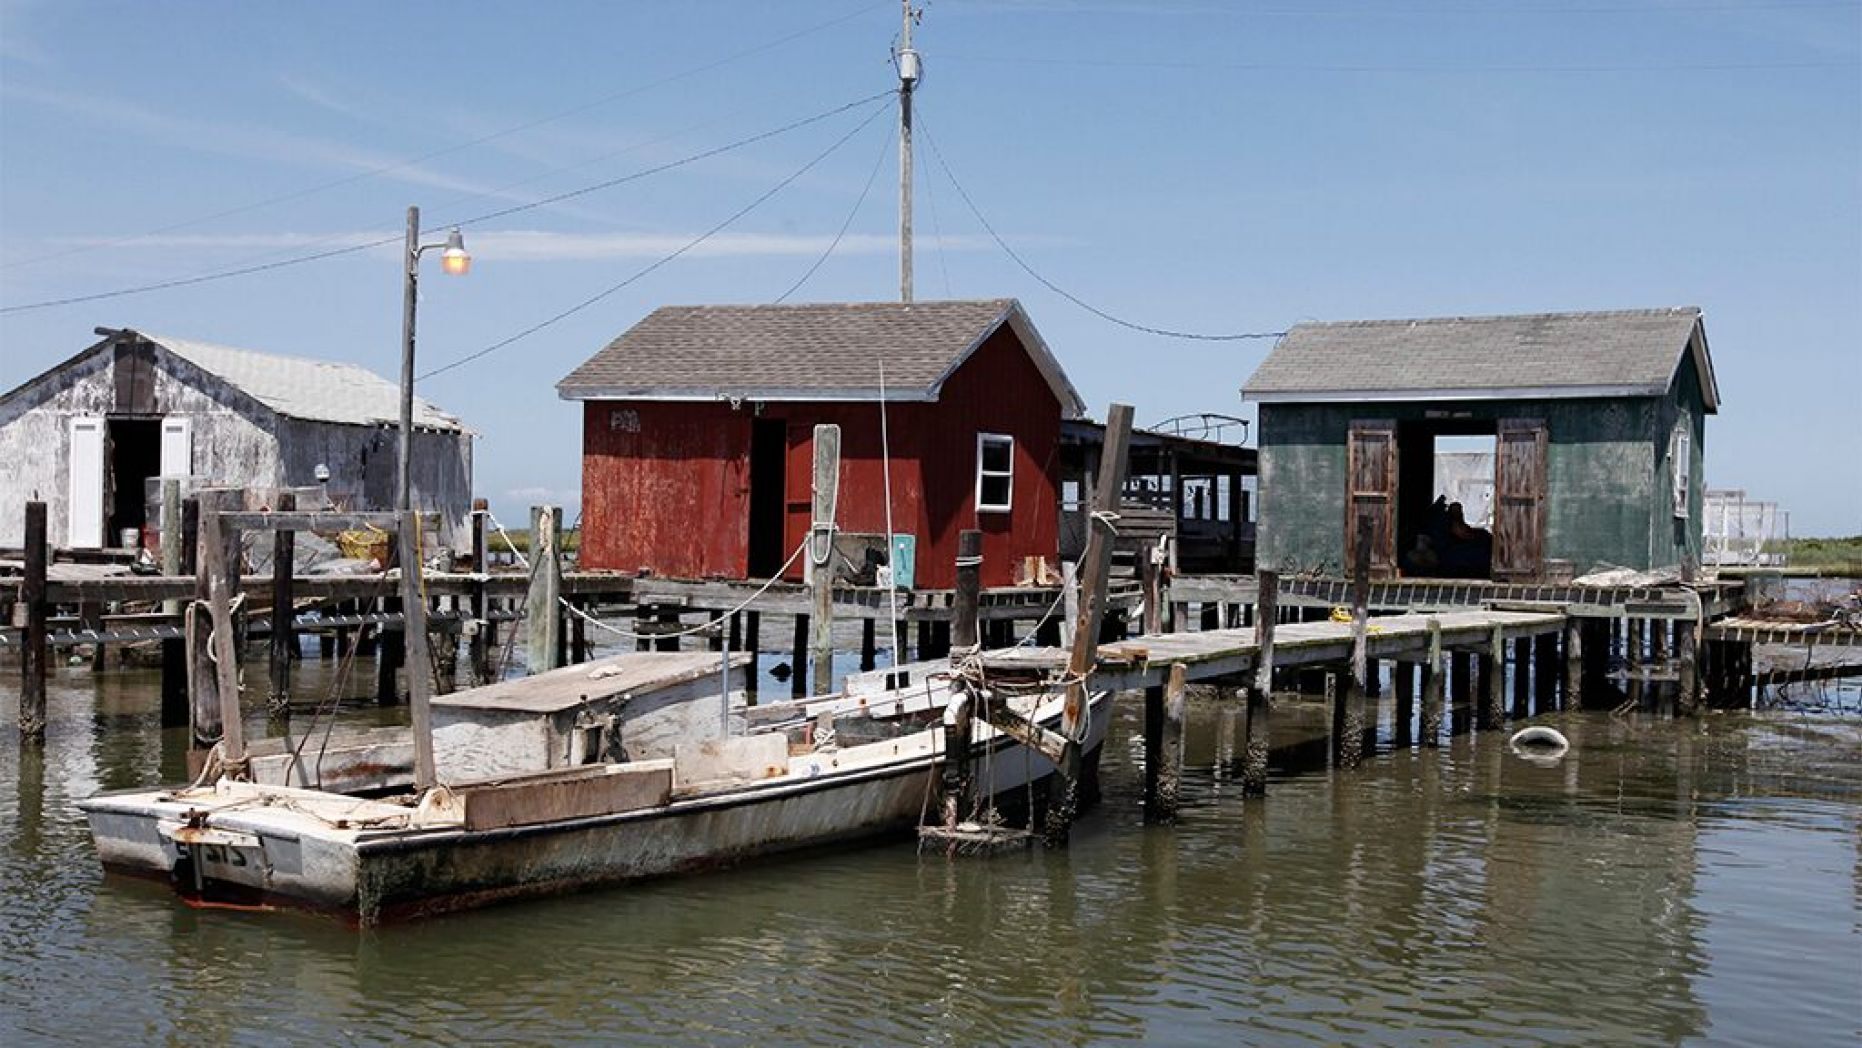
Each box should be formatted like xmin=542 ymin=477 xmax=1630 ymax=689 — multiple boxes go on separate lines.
xmin=1338 ymin=518 xmax=1371 ymax=768
xmin=1145 ymin=662 xmax=1187 ymax=821
xmin=1534 ymin=632 xmax=1559 ymax=714
xmin=860 ymin=618 xmax=877 ymax=671
xmin=188 ymin=494 xmax=222 ymax=748
xmin=1420 ymin=618 xmax=1444 ymax=747
xmin=1511 ymin=636 xmax=1531 ymax=721
xmin=1241 ymin=569 xmax=1276 ymax=795
xmin=268 ymin=491 xmax=295 ymax=717
xmin=526 ymin=505 xmax=563 ymax=674
xmin=1393 ymin=660 xmax=1415 ymax=747
xmin=160 ymin=486 xmax=189 ymax=725
xmin=572 ymin=599 xmax=590 ymax=662
xmin=19 ymin=501 xmax=47 ymax=744
xmin=743 ymin=611 xmax=760 ymax=701
xmin=1450 ymin=650 xmax=1473 ymax=734
xmin=953 ymin=529 xmax=982 ymax=652
xmin=1478 ymin=626 xmax=1505 ymax=730
xmin=808 ymin=425 xmax=841 ymax=697
xmin=199 ymin=506 xmax=246 ymax=767
xmin=469 ymin=499 xmax=490 ymax=684
xmin=1140 ymin=553 xmax=1163 ymax=636
xmin=1563 ymin=615 xmax=1583 ymax=711
xmin=1676 ymin=618 xmax=1700 ymax=715
xmin=396 ymin=510 xmax=437 ymax=790
xmin=377 ymin=598 xmax=404 ymax=705
xmin=790 ymin=614 xmax=809 ymax=697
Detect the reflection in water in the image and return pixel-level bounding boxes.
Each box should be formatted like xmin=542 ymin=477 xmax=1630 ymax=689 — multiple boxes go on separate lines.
xmin=2 ymin=660 xmax=1859 ymax=1046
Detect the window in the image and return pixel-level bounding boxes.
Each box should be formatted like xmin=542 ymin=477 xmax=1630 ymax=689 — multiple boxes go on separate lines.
xmin=1670 ymin=419 xmax=1691 ymax=519
xmin=976 ymin=433 xmax=1014 ymax=512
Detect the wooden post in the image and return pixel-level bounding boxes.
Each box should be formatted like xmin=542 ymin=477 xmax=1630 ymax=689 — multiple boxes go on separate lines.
xmin=1479 ymin=625 xmax=1505 ymax=730
xmin=1450 ymin=649 xmax=1473 ymax=734
xmin=1339 ymin=517 xmax=1371 ymax=768
xmin=377 ymin=597 xmax=404 ymax=705
xmin=654 ymin=609 xmax=679 ymax=653
xmin=1627 ymin=617 xmax=1646 ymax=710
xmin=741 ymin=611 xmax=760 ymax=701
xmin=526 ymin=505 xmax=563 ymax=675
xmin=1534 ymin=631 xmax=1559 ymax=714
xmin=808 ymin=424 xmax=841 ymax=697
xmin=188 ymin=494 xmax=221 ymax=748
xmin=1564 ymin=615 xmax=1584 ymax=711
xmin=397 ymin=510 xmax=437 ymax=790
xmin=1145 ymin=662 xmax=1187 ymax=821
xmin=469 ymin=499 xmax=489 ymax=684
xmin=1676 ymin=618 xmax=1700 ymax=716
xmin=953 ymin=529 xmax=982 ymax=652
xmin=268 ymin=491 xmax=296 ymax=717
xmin=571 ymin=599 xmax=589 ymax=662
xmin=1242 ymin=569 xmax=1276 ymax=795
xmin=160 ymin=483 xmax=188 ymax=725
xmin=1420 ymin=618 xmax=1444 ymax=747
xmin=791 ymin=614 xmax=809 ymax=697
xmin=860 ymin=618 xmax=877 ymax=671
xmin=1062 ymin=403 xmax=1133 ymax=744
xmin=199 ymin=506 xmax=246 ymax=768
xmin=1511 ymin=636 xmax=1531 ymax=721
xmin=1139 ymin=553 xmax=1163 ymax=635
xmin=19 ymin=501 xmax=47 ymax=744
xmin=1393 ymin=660 xmax=1415 ymax=748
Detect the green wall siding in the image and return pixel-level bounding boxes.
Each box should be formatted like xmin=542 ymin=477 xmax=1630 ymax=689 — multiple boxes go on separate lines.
xmin=1257 ymin=389 xmax=1705 ymax=575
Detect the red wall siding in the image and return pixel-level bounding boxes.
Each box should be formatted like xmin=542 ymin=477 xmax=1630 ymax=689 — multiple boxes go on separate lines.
xmin=580 ymin=401 xmax=750 ymax=578
xmin=578 ymin=325 xmax=1063 ymax=589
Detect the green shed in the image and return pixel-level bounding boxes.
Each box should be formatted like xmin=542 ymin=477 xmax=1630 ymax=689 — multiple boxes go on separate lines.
xmin=1242 ymin=308 xmax=1718 ymax=581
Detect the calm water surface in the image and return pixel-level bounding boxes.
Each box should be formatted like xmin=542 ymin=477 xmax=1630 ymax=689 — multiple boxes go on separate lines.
xmin=2 ymin=655 xmax=1858 ymax=1046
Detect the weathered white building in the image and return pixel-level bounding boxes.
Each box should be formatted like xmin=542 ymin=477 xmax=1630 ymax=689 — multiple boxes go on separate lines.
xmin=0 ymin=327 xmax=473 ymax=549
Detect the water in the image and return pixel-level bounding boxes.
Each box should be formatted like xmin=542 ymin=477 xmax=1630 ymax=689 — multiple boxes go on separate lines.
xmin=3 ymin=658 xmax=1860 ymax=1046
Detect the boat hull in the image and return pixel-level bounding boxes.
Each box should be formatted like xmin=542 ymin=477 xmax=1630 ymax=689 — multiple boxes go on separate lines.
xmin=81 ymin=693 xmax=1109 ymax=924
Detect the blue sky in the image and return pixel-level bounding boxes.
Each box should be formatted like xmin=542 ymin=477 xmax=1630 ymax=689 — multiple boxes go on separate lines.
xmin=2 ymin=1 xmax=1857 ymax=535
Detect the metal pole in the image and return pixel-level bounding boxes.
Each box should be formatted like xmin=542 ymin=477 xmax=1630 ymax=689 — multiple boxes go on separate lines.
xmin=397 ymin=205 xmax=419 ymax=513
xmin=898 ymin=0 xmax=915 ymax=302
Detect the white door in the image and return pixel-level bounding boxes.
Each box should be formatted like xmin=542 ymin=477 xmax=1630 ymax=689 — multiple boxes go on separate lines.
xmin=68 ymin=416 xmax=105 ymax=548
xmin=160 ymin=416 xmax=192 ymax=477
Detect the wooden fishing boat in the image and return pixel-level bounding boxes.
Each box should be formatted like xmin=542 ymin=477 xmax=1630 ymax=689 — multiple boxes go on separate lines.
xmin=79 ymin=650 xmax=1108 ymax=924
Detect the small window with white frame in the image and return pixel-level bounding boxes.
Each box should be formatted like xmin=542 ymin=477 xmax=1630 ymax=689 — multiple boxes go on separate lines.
xmin=976 ymin=433 xmax=1014 ymax=513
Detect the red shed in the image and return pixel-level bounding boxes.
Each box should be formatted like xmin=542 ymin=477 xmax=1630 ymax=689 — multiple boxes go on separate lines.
xmin=557 ymin=299 xmax=1086 ymax=589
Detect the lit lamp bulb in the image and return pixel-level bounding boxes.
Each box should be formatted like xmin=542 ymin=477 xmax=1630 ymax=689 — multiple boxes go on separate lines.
xmin=439 ymin=228 xmax=471 ymax=276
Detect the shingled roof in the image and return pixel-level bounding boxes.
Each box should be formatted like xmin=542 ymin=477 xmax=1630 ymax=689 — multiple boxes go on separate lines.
xmin=556 ymin=299 xmax=1086 ymax=417
xmin=1242 ymin=307 xmax=1717 ymax=412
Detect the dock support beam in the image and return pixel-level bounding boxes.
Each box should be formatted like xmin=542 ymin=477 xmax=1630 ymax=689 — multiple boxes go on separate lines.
xmin=1479 ymin=626 xmax=1505 ymax=731
xmin=159 ymin=484 xmax=188 ymax=726
xmin=1337 ymin=519 xmax=1371 ymax=769
xmin=953 ymin=530 xmax=981 ymax=653
xmin=19 ymin=501 xmax=47 ymax=745
xmin=1241 ymin=569 xmax=1276 ymax=795
xmin=268 ymin=491 xmax=296 ymax=717
xmin=1676 ymin=618 xmax=1700 ymax=716
xmin=1420 ymin=618 xmax=1444 ymax=747
xmin=1393 ymin=661 xmax=1415 ymax=748
xmin=1144 ymin=662 xmax=1187 ymax=821
xmin=1534 ymin=632 xmax=1559 ymax=714
xmin=526 ymin=505 xmax=563 ymax=675
xmin=808 ymin=424 xmax=841 ymax=697
xmin=1564 ymin=615 xmax=1583 ymax=711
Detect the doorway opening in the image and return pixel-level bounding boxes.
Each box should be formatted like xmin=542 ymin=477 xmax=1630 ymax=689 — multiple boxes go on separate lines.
xmin=1397 ymin=421 xmax=1496 ymax=579
xmin=747 ymin=418 xmax=788 ymax=578
xmin=107 ymin=417 xmax=161 ymax=548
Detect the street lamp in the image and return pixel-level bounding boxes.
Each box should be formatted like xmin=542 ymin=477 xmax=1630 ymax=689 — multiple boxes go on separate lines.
xmin=398 ymin=205 xmax=470 ymax=512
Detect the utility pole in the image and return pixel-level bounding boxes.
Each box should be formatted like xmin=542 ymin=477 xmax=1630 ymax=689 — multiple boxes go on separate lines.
xmin=398 ymin=205 xmax=420 ymax=513
xmin=898 ymin=0 xmax=918 ymax=303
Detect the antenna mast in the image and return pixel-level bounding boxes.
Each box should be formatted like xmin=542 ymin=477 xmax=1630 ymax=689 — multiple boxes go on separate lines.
xmin=898 ymin=1 xmax=919 ymax=303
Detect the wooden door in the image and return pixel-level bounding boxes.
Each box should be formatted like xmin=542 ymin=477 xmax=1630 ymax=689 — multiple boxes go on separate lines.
xmin=1345 ymin=420 xmax=1397 ymax=579
xmin=1493 ymin=418 xmax=1548 ymax=581
xmin=68 ymin=416 xmax=105 ymax=548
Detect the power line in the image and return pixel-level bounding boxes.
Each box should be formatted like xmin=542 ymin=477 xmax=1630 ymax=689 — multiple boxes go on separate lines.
xmin=0 ymin=0 xmax=891 ymax=273
xmin=775 ymin=123 xmax=896 ymax=303
xmin=418 ymin=99 xmax=893 ymax=383
xmin=917 ymin=115 xmax=1284 ymax=343
xmin=0 ymin=91 xmax=895 ymax=317
xmin=938 ymin=53 xmax=1857 ymax=74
